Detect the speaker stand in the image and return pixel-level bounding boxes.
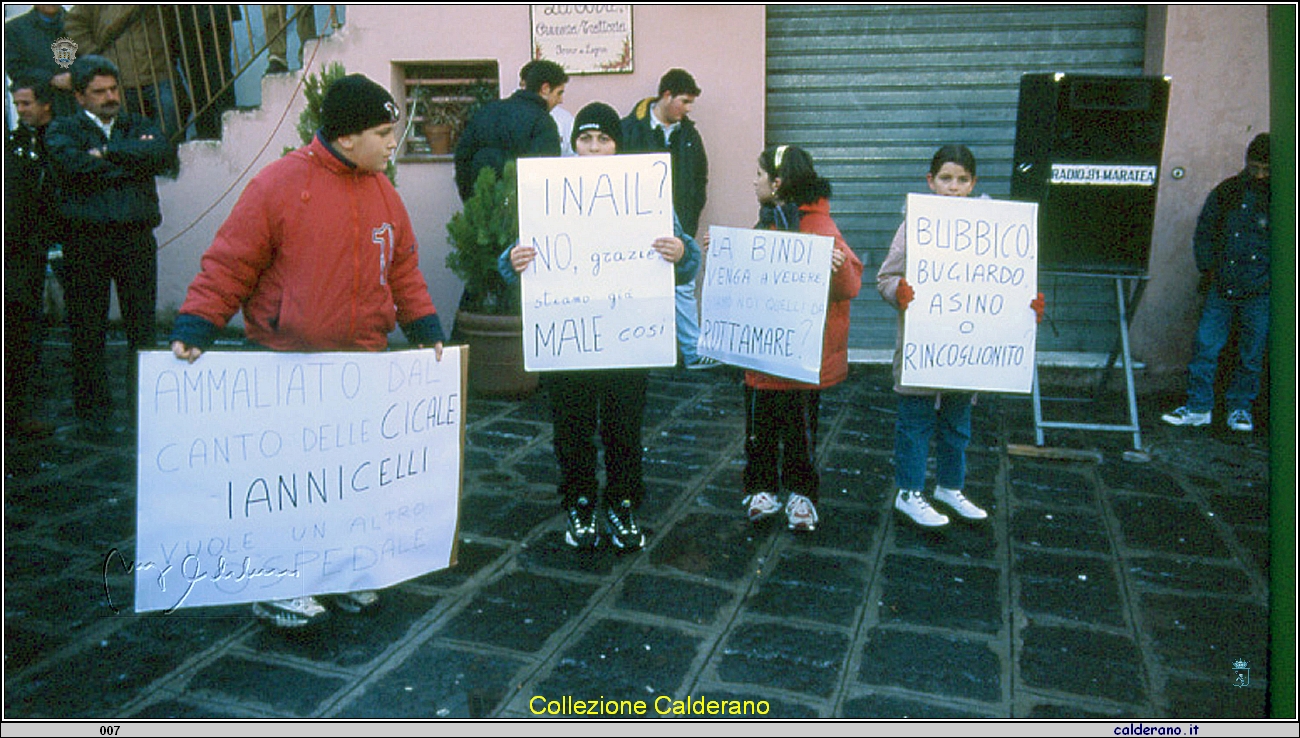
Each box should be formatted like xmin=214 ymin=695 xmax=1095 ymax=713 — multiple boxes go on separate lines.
xmin=1030 ymin=274 xmax=1147 ymax=457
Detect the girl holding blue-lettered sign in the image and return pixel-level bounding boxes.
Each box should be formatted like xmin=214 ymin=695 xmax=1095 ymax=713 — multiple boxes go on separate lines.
xmin=498 ymin=102 xmax=700 ymax=553
xmin=739 ymin=145 xmax=863 ymax=533
xmin=877 ymin=145 xmax=1045 ymax=529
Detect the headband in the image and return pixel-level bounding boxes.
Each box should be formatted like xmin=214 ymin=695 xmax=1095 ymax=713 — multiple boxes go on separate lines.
xmin=774 ymin=145 xmax=788 ymax=171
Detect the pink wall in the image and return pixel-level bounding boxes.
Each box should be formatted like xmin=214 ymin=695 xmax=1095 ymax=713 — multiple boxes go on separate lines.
xmin=156 ymin=5 xmax=766 ymax=329
xmin=308 ymin=5 xmax=764 ymax=322
xmin=1132 ymin=5 xmax=1271 ymax=373
xmin=155 ymin=5 xmax=1275 ymax=376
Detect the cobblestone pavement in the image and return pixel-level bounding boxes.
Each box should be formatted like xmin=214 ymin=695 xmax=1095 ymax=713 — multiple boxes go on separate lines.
xmin=3 ymin=328 xmax=1279 ymax=721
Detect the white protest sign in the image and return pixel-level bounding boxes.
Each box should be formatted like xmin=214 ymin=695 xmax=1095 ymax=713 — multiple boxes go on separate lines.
xmin=698 ymin=225 xmax=834 ymax=384
xmin=516 ymin=153 xmax=676 ymax=371
xmin=131 ymin=347 xmax=464 ymax=613
xmin=901 ymin=193 xmax=1039 ymax=393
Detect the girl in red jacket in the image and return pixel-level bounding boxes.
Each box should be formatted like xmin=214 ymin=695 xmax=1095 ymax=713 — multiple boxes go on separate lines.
xmin=742 ymin=145 xmax=863 ymax=531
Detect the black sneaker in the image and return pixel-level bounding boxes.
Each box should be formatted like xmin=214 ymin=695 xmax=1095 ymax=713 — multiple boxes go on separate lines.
xmin=565 ymin=497 xmax=598 ymax=548
xmin=603 ymin=499 xmax=645 ymax=550
xmin=251 ymin=596 xmax=329 ymax=628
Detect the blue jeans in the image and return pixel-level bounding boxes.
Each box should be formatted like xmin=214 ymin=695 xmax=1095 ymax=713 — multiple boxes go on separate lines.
xmin=676 ymin=282 xmax=701 ymax=365
xmin=1186 ymin=291 xmax=1270 ymax=413
xmin=893 ymin=393 xmax=972 ymax=492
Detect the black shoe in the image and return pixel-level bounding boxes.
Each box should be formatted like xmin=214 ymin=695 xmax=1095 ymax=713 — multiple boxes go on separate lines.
xmin=603 ymin=499 xmax=644 ymax=551
xmin=266 ymin=58 xmax=289 ymax=75
xmin=564 ymin=497 xmax=598 ymax=548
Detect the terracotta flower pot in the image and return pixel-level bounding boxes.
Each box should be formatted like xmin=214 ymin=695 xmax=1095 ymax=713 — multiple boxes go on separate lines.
xmin=453 ymin=310 xmax=538 ymax=397
xmin=422 ymin=122 xmax=454 ymax=155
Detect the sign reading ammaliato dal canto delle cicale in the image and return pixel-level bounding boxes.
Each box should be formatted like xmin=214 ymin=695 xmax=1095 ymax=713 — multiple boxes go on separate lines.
xmin=530 ymin=5 xmax=633 ymax=74
xmin=130 ymin=347 xmax=465 ymax=613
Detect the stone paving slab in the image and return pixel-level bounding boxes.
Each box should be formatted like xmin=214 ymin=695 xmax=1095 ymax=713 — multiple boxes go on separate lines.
xmin=2 ymin=329 xmax=1279 ymax=721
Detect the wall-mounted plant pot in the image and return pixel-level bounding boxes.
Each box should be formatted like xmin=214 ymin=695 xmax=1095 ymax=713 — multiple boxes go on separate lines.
xmin=422 ymin=123 xmax=454 ymax=155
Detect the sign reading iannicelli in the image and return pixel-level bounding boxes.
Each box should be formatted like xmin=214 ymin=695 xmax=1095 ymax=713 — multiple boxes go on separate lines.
xmin=132 ymin=347 xmax=465 ymax=612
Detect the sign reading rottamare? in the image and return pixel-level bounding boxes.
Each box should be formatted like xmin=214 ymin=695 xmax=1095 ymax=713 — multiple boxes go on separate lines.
xmin=131 ymin=347 xmax=465 ymax=613
xmin=517 ymin=153 xmax=676 ymax=371
xmin=698 ymin=226 xmax=834 ymax=384
xmin=901 ymin=194 xmax=1039 ymax=393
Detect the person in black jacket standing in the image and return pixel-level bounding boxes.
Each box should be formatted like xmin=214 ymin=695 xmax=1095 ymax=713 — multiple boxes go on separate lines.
xmin=4 ymin=4 xmax=78 ymax=118
xmin=46 ymin=55 xmax=177 ymax=436
xmin=620 ymin=68 xmax=713 ymax=369
xmin=1161 ymin=133 xmax=1271 ymax=433
xmin=453 ymin=59 xmax=568 ymax=202
xmin=5 ymin=71 xmax=60 ymax=440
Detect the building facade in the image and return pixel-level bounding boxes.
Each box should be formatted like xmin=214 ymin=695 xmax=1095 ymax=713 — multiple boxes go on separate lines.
xmin=148 ymin=5 xmax=1278 ymax=377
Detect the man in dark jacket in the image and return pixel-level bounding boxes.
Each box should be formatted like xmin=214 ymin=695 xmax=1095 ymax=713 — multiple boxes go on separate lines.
xmin=453 ymin=59 xmax=568 ymax=202
xmin=5 ymin=71 xmax=60 ymax=439
xmin=45 ymin=55 xmax=177 ymax=435
xmin=620 ymin=68 xmax=713 ymax=368
xmin=1162 ymin=133 xmax=1271 ymax=433
xmin=4 ymin=4 xmax=78 ymax=117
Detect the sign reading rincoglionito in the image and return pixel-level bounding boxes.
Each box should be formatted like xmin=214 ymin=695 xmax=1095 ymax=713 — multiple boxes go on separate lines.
xmin=901 ymin=193 xmax=1039 ymax=393
xmin=132 ymin=347 xmax=465 ymax=613
xmin=516 ymin=153 xmax=677 ymax=371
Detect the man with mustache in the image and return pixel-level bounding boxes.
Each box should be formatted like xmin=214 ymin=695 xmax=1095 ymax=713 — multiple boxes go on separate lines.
xmin=46 ymin=54 xmax=177 ymax=438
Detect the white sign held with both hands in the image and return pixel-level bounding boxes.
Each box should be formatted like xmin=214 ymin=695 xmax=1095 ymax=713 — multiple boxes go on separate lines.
xmin=516 ymin=153 xmax=677 ymax=371
xmin=900 ymin=193 xmax=1039 ymax=393
xmin=131 ymin=347 xmax=465 ymax=613
xmin=698 ymin=225 xmax=834 ymax=384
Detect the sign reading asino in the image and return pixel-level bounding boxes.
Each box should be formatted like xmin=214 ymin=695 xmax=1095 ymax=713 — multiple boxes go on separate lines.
xmin=1050 ymin=164 xmax=1157 ymax=186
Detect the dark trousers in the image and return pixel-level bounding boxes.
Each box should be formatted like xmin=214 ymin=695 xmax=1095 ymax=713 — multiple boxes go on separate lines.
xmin=743 ymin=385 xmax=821 ymax=502
xmin=544 ymin=369 xmax=648 ymax=509
xmin=62 ymin=224 xmax=158 ymax=421
xmin=4 ymin=238 xmax=50 ymax=427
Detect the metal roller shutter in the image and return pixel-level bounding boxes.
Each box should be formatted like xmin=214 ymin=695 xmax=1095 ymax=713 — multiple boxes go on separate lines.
xmin=765 ymin=4 xmax=1149 ymax=356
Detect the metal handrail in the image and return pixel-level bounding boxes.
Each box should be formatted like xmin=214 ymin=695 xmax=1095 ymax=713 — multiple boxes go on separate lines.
xmin=100 ymin=5 xmax=339 ymax=146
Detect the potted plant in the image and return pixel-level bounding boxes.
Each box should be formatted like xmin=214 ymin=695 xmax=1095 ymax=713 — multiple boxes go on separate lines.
xmin=290 ymin=62 xmax=397 ymax=184
xmin=445 ymin=161 xmax=537 ymax=396
xmin=419 ymin=94 xmax=463 ymax=155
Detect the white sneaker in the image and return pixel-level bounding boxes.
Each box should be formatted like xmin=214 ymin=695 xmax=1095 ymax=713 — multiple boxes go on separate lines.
xmin=251 ymin=596 xmax=329 ymax=628
xmin=1161 ymin=406 xmax=1211 ymax=427
xmin=744 ymin=491 xmax=782 ymax=522
xmin=933 ymin=486 xmax=988 ymax=520
xmin=785 ymin=493 xmax=819 ymax=531
xmin=894 ymin=489 xmax=949 ymax=527
xmin=1227 ymin=409 xmax=1254 ymax=433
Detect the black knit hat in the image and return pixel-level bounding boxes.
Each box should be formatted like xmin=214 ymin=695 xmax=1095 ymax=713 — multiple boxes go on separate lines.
xmin=571 ymin=102 xmax=622 ymax=151
xmin=321 ymin=74 xmax=400 ymax=140
xmin=1247 ymin=133 xmax=1270 ymax=165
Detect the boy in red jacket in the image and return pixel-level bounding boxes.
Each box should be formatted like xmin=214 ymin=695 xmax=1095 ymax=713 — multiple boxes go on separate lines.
xmin=170 ymin=74 xmax=445 ymax=628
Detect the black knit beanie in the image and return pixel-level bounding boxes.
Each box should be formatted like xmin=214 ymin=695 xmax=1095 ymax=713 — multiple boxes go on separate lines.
xmin=571 ymin=102 xmax=622 ymax=151
xmin=321 ymin=74 xmax=400 ymax=140
xmin=1247 ymin=133 xmax=1270 ymax=165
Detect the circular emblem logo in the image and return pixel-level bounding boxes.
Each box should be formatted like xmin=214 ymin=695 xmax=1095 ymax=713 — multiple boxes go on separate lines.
xmin=51 ymin=37 xmax=78 ymax=69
